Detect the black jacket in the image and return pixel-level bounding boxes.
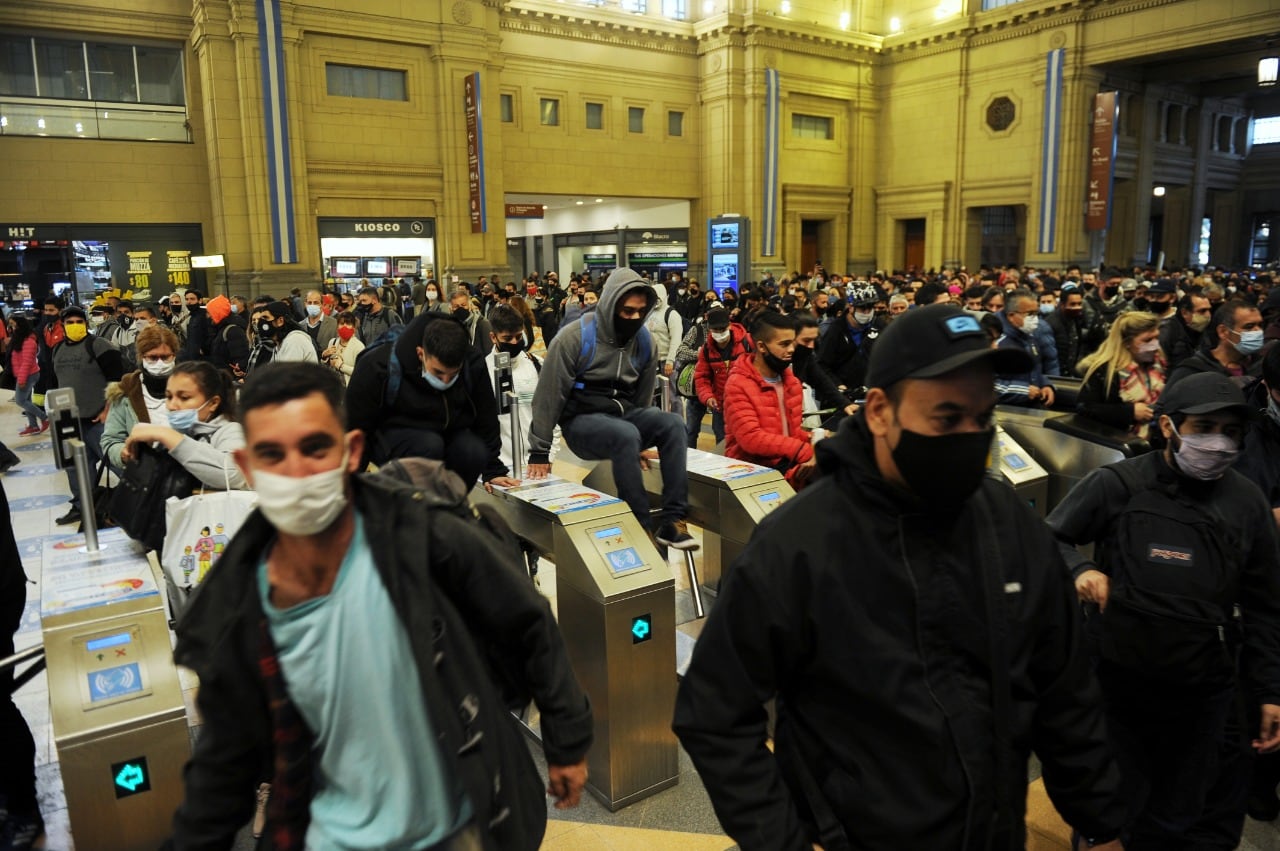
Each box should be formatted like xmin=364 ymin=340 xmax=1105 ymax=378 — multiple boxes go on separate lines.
xmin=815 ymin=317 xmax=883 ymax=391
xmin=1045 ymin=309 xmax=1105 ymax=376
xmin=673 ymin=417 xmax=1125 ymax=850
xmin=1236 ymin=413 xmax=1280 ymax=510
xmin=1166 ymin=349 xmax=1261 ymax=390
xmin=1047 ymin=450 xmax=1280 ymax=705
xmin=208 ymin=315 xmax=250 ymax=375
xmin=1158 ymin=315 xmax=1202 ymax=373
xmin=168 ymin=475 xmax=593 ymax=849
xmin=345 ymin=311 xmax=505 ymax=478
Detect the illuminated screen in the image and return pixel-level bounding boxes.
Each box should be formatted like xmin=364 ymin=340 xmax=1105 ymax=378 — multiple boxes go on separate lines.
xmin=710 ymin=222 xmax=740 ymax=249
xmin=712 ymin=256 xmax=738 ymax=286
xmin=1005 ymin=454 xmax=1028 ymax=471
xmin=86 ymin=632 xmax=132 ymax=652
xmin=333 ymin=259 xmax=359 ymax=276
xmin=594 ymin=526 xmax=623 ymax=539
xmin=364 ymin=258 xmax=390 ymax=276
xmin=757 ymin=491 xmax=780 ymax=503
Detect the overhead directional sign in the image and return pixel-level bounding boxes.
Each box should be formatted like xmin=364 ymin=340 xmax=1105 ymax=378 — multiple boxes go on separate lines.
xmin=112 ymin=756 xmax=151 ymax=799
xmin=631 ymin=614 xmax=653 ymax=644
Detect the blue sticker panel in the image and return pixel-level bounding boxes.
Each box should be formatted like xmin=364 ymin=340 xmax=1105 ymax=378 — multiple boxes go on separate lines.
xmin=6 ymin=464 xmax=59 ymax=478
xmin=606 ymin=548 xmax=644 ymax=575
xmin=13 ymin=441 xmax=53 ymax=453
xmin=88 ymin=663 xmax=143 ymax=703
xmin=8 ymin=495 xmax=68 ymax=513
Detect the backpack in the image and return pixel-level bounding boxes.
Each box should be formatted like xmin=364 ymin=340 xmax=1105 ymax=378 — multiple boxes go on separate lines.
xmin=1092 ymin=460 xmax=1240 ymax=685
xmin=357 ymin=324 xmax=410 ymax=409
xmin=571 ymin=312 xmax=652 ymax=391
xmin=672 ymin=323 xmax=707 ymax=399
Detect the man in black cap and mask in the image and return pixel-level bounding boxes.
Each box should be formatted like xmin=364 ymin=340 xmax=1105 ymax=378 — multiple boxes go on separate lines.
xmin=258 ymin=300 xmax=319 ymax=364
xmin=674 ymin=303 xmax=1126 ymax=850
xmin=1049 ymin=372 xmax=1280 ymax=850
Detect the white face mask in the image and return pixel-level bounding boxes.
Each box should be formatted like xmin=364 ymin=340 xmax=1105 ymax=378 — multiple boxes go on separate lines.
xmin=853 ymin=310 xmax=875 ymax=325
xmin=1022 ymin=314 xmax=1040 ymax=334
xmin=249 ymin=447 xmax=350 ymax=536
xmin=711 ymin=329 xmax=732 ymax=344
xmin=141 ymin=357 xmax=175 ymax=377
xmin=426 ymin=290 xmax=439 ymax=301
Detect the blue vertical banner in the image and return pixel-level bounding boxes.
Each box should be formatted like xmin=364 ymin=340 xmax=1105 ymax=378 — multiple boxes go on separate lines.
xmin=1037 ymin=47 xmax=1065 ymax=254
xmin=256 ymin=0 xmax=297 ymax=263
xmin=762 ymin=68 xmax=780 ymax=257
xmin=464 ymin=72 xmax=487 ymax=234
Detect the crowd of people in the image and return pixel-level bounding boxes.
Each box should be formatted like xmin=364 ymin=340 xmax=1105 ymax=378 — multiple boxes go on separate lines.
xmin=2 ymin=256 xmax=1280 ymax=849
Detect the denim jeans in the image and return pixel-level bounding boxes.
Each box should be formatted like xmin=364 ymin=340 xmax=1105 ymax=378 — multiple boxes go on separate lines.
xmin=14 ymin=382 xmax=46 ymax=429
xmin=562 ymin=407 xmax=688 ymax=527
xmin=683 ymin=398 xmax=725 ymax=448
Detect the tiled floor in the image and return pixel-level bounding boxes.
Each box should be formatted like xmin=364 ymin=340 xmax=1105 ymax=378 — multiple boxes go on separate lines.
xmin=5 ymin=392 xmax=1280 ymax=850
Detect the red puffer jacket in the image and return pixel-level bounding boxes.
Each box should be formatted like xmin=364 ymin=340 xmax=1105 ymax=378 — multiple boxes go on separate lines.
xmin=723 ymin=355 xmax=812 ymax=473
xmin=694 ymin=322 xmax=753 ymax=406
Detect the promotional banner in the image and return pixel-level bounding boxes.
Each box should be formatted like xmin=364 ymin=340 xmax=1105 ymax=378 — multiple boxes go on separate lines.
xmin=1086 ymin=91 xmax=1119 ymax=232
xmin=465 ymin=73 xmax=487 ymax=234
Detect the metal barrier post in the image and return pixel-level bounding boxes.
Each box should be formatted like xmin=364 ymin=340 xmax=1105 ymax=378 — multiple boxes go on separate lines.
xmin=660 ymin=374 xmax=673 ymax=412
xmin=69 ymin=439 xmax=100 ymax=553
xmin=684 ymin=551 xmax=705 ymax=619
xmin=507 ymin=391 xmax=524 ymax=480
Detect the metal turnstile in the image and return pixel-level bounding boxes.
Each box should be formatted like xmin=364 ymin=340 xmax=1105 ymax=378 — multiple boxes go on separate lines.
xmin=473 ymin=476 xmax=679 ymax=811
xmin=584 ymin=448 xmax=795 ymax=592
xmin=993 ymin=426 xmax=1050 ymax=517
xmin=41 ymin=526 xmax=189 ymax=851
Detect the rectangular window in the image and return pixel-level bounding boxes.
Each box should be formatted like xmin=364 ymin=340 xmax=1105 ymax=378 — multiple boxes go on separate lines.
xmin=0 ymin=35 xmax=37 ymax=96
xmin=981 ymin=0 xmax=1024 ymax=8
xmin=540 ymin=97 xmax=559 ymax=126
xmin=662 ymin=0 xmax=687 ymax=20
xmin=135 ymin=47 xmax=184 ymax=105
xmin=668 ymin=110 xmax=684 ymax=137
xmin=35 ymin=38 xmax=89 ymax=100
xmin=621 ymin=0 xmax=647 ymax=10
xmin=791 ymin=113 xmax=833 ymax=140
xmin=500 ymin=93 xmax=513 ymax=123
xmin=87 ymin=42 xmax=137 ymax=102
xmin=325 ymin=64 xmax=407 ymax=101
xmin=628 ymin=106 xmax=644 ymax=133
xmin=1254 ymin=116 xmax=1280 ymax=146
xmin=1198 ymin=217 xmax=1211 ymax=267
xmin=585 ymin=101 xmax=604 ymax=130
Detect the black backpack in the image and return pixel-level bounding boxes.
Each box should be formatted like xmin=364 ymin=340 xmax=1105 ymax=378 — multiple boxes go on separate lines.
xmin=1092 ymin=461 xmax=1240 ymax=685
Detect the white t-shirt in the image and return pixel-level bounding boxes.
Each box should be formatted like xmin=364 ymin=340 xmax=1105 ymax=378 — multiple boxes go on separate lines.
xmin=485 ymin=349 xmax=558 ymax=470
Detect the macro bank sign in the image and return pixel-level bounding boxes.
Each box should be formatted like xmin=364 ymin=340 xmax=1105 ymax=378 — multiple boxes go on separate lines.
xmin=317 ymin=218 xmax=436 ymax=239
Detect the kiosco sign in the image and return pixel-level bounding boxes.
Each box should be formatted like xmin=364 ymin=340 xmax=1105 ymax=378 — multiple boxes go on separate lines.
xmin=316 ymin=218 xmax=436 ymax=239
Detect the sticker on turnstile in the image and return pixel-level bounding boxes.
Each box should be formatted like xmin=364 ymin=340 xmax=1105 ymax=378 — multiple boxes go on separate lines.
xmin=111 ymin=756 xmax=151 ymax=799
xmin=1005 ymin=454 xmax=1028 ymax=471
xmin=606 ymin=547 xmax=645 ymax=575
xmin=88 ymin=662 xmax=143 ymax=703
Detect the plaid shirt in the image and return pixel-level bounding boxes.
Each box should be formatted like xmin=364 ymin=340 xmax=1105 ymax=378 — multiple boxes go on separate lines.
xmin=257 ymin=619 xmax=311 ymax=851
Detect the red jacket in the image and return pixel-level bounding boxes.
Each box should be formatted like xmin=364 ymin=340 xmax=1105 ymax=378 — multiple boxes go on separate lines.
xmin=694 ymin=323 xmax=753 ymax=405
xmin=723 ymin=354 xmax=812 ymax=472
xmin=10 ymin=336 xmax=39 ymax=385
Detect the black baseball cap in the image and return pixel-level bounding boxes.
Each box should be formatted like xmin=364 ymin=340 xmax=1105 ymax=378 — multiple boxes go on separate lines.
xmin=705 ymin=307 xmax=730 ymax=330
xmin=1148 ymin=278 xmax=1177 ymax=295
xmin=1159 ymin=373 xmax=1255 ymax=419
xmin=865 ymin=304 xmax=1032 ymax=389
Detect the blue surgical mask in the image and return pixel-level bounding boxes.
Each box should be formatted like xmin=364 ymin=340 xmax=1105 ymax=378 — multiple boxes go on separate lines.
xmin=167 ymin=398 xmax=211 ymax=434
xmin=1234 ymin=328 xmax=1264 ymax=355
xmin=306 ymin=304 xmax=322 ymax=318
xmin=230 ymin=303 xmax=240 ymax=314
xmin=1039 ymin=303 xmax=1055 ymax=315
xmin=422 ymin=367 xmax=459 ymax=391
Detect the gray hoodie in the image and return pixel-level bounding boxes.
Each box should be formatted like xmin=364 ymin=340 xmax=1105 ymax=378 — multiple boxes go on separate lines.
xmin=528 ymin=268 xmax=658 ymax=462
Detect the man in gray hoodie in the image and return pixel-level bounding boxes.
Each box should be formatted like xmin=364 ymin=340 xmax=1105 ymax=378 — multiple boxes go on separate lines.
xmin=527 ymin=268 xmax=696 ymax=549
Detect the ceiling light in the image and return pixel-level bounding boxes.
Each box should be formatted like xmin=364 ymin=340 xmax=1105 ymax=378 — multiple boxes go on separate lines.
xmin=541 ymin=205 xmax=548 ymax=210
xmin=37 ymin=118 xmax=45 ymax=129
xmin=780 ymin=0 xmax=791 ymax=14
xmin=595 ymin=198 xmax=603 ymax=203
xmin=75 ymin=122 xmax=83 ymax=133
xmin=889 ymin=16 xmax=902 ymax=32
xmin=1261 ymin=55 xmax=1279 ymax=87
xmin=576 ymin=200 xmax=584 ymax=205
xmin=1153 ymin=185 xmax=1166 ymax=197
xmin=0 ymin=116 xmax=7 ymax=128
xmin=839 ymin=10 xmax=851 ymax=29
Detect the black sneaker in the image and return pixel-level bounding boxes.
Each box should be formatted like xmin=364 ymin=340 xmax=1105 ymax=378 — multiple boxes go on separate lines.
xmin=55 ymin=507 xmax=82 ymax=526
xmin=1 ymin=808 xmax=44 ymax=851
xmin=0 ymin=455 xmax=18 ymax=474
xmin=655 ymin=519 xmax=699 ymax=551
xmin=1248 ymin=791 xmax=1280 ymax=822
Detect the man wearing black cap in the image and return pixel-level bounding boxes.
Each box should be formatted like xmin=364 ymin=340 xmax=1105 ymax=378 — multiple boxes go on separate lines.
xmin=816 ymin=280 xmax=885 ymax=397
xmin=258 ymin=301 xmax=319 ymax=364
xmin=1159 ymin=290 xmax=1213 ymax=372
xmin=675 ymin=304 xmax=1126 ymax=850
xmin=1048 ymin=372 xmax=1280 ymax=850
xmin=50 ymin=305 xmax=125 ymax=525
xmin=1142 ymin=278 xmax=1179 ymax=321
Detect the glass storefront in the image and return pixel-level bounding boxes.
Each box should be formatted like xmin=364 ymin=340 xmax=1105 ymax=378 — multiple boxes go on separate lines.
xmin=318 ymin=217 xmax=436 ymax=293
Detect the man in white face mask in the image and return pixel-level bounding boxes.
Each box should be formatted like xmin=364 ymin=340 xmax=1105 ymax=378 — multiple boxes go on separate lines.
xmin=167 ymin=362 xmax=593 ymax=848
xmin=994 ymin=288 xmax=1056 ymax=408
xmin=1049 ymin=371 xmax=1280 ymax=849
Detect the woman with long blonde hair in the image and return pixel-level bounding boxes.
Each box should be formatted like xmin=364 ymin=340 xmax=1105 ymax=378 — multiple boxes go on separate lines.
xmin=1076 ymin=311 xmax=1166 ymax=438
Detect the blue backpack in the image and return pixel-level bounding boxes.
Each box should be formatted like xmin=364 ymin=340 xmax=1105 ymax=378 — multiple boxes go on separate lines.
xmin=572 ymin=312 xmax=652 ymax=391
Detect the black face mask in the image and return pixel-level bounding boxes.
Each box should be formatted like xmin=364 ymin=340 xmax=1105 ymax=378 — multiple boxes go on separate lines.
xmin=891 ymin=427 xmax=994 ymax=510
xmin=760 ymin=347 xmax=791 ymax=374
xmin=614 ymin=316 xmax=644 ymax=343
xmin=1132 ymin=297 xmax=1149 ymax=313
xmin=258 ymin=320 xmax=277 ymax=338
xmin=790 ymin=344 xmax=812 ymax=370
xmin=355 ymin=303 xmax=372 ymax=314
xmin=118 ymin=315 xmax=133 ymax=328
xmin=496 ymin=340 xmax=524 ymax=357
xmin=453 ymin=307 xmax=471 ymax=322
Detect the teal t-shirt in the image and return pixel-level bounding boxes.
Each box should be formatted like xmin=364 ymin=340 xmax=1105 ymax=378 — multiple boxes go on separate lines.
xmin=259 ymin=514 xmax=472 ymax=850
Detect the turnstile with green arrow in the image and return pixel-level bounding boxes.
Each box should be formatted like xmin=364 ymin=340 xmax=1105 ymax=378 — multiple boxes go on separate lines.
xmin=41 ymin=527 xmax=189 ymax=851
